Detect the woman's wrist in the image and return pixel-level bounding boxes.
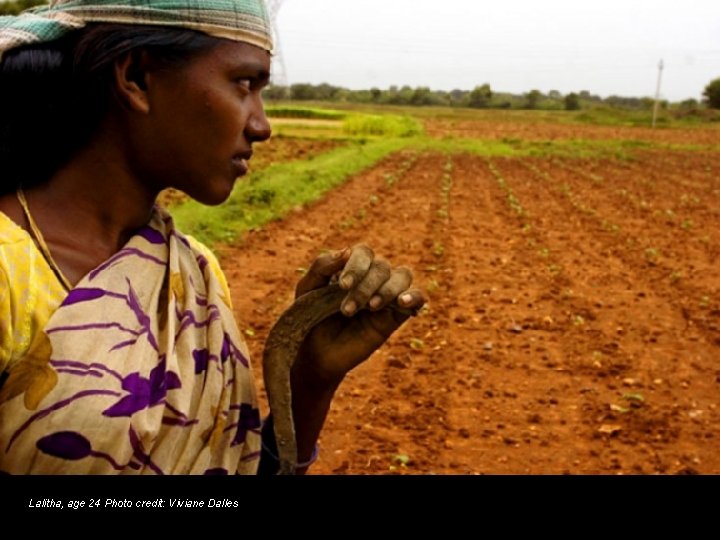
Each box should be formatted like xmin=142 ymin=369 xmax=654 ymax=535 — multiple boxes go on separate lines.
xmin=258 ymin=415 xmax=319 ymax=474
xmin=291 ymin=354 xmax=345 ymax=394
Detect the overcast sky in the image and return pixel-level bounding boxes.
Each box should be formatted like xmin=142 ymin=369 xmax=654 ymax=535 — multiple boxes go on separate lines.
xmin=273 ymin=0 xmax=720 ymax=101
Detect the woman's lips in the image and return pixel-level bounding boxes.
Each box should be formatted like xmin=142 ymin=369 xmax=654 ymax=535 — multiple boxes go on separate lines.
xmin=232 ymin=156 xmax=249 ymax=177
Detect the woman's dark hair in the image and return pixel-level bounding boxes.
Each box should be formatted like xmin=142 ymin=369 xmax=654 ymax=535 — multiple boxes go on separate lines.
xmin=0 ymin=24 xmax=221 ymax=195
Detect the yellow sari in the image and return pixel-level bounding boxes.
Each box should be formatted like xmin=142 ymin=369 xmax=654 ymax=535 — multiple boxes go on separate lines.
xmin=0 ymin=207 xmax=260 ymax=474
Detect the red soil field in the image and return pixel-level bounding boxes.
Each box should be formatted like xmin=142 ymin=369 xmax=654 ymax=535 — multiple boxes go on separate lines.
xmin=219 ymin=126 xmax=719 ymax=475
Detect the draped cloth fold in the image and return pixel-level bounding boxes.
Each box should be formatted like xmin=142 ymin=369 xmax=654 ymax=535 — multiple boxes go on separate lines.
xmin=0 ymin=0 xmax=274 ymax=60
xmin=0 ymin=207 xmax=261 ymax=474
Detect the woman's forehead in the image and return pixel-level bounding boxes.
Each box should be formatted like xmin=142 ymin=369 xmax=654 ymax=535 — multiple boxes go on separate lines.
xmin=212 ymin=40 xmax=272 ymax=70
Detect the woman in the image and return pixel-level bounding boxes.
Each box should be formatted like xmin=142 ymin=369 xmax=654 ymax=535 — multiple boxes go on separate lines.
xmin=0 ymin=1 xmax=425 ymax=474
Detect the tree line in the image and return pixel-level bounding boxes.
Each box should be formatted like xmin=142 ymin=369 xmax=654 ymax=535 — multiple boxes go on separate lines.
xmin=264 ymin=83 xmax=709 ymax=112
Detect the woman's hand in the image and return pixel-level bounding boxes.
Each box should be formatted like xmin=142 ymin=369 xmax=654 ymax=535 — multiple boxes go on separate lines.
xmin=291 ymin=244 xmax=426 ymax=388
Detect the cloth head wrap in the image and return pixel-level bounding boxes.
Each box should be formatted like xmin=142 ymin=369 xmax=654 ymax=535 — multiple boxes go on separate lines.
xmin=0 ymin=0 xmax=273 ymax=60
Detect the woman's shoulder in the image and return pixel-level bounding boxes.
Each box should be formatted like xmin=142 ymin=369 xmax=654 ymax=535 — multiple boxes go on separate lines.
xmin=177 ymin=231 xmax=233 ymax=308
xmin=0 ymin=206 xmax=31 ymax=247
xmin=184 ymin=235 xmax=229 ymax=279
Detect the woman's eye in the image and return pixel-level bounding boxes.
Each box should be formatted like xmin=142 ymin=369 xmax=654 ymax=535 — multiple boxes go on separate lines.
xmin=237 ymin=79 xmax=252 ymax=91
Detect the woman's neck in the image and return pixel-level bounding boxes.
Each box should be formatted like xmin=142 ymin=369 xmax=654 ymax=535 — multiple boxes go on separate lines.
xmin=15 ymin=134 xmax=161 ymax=287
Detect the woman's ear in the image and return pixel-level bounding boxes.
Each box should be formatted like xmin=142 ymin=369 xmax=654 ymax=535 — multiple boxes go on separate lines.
xmin=113 ymin=50 xmax=151 ymax=114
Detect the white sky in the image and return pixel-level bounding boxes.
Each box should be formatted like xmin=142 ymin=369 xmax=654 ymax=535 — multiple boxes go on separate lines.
xmin=273 ymin=0 xmax=720 ymax=101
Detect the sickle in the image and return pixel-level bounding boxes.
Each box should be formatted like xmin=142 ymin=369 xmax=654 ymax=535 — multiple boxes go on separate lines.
xmin=262 ymin=282 xmax=416 ymax=475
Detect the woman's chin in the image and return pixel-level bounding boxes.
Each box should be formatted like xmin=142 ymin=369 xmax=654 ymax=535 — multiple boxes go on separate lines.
xmin=188 ymin=182 xmax=235 ymax=206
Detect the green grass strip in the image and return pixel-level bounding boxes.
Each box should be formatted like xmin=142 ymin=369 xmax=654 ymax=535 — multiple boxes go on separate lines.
xmin=172 ymin=137 xmax=413 ymax=245
xmin=265 ymin=106 xmax=347 ymax=120
xmin=420 ymin=137 xmax=720 ymax=159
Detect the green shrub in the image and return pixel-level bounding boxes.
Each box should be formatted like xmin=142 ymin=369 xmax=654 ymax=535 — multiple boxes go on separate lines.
xmin=343 ymin=114 xmax=422 ymax=137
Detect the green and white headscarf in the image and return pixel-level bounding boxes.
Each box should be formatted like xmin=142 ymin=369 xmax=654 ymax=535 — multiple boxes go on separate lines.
xmin=0 ymin=0 xmax=273 ymax=60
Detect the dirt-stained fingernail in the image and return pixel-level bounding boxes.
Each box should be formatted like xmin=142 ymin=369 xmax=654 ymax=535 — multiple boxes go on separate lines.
xmin=369 ymin=296 xmax=382 ymax=310
xmin=343 ymin=300 xmax=357 ymax=316
xmin=341 ymin=275 xmax=354 ymax=289
xmin=400 ymin=293 xmax=413 ymax=306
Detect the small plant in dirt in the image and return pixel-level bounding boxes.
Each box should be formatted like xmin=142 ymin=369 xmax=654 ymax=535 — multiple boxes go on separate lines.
xmin=680 ymin=194 xmax=700 ymax=207
xmin=699 ymin=296 xmax=711 ymax=309
xmin=622 ymin=393 xmax=645 ymax=407
xmin=426 ymin=278 xmax=440 ymax=294
xmin=432 ymin=242 xmax=445 ymax=258
xmin=610 ymin=403 xmax=630 ymax=414
xmin=339 ymin=217 xmax=355 ymax=230
xmin=389 ymin=454 xmax=411 ymax=471
xmin=664 ymin=209 xmax=676 ymax=224
xmin=409 ymin=338 xmax=425 ymax=350
xmin=645 ymin=248 xmax=660 ymax=266
xmin=601 ymin=220 xmax=620 ymax=233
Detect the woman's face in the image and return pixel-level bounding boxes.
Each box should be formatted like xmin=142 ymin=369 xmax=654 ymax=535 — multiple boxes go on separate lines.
xmin=130 ymin=40 xmax=272 ymax=205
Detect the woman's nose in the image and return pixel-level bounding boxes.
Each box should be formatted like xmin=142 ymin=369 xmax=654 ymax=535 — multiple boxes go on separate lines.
xmin=246 ymin=103 xmax=272 ymax=143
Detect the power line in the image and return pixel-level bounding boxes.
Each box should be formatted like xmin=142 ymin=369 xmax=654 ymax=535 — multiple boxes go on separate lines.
xmin=266 ymin=0 xmax=288 ymax=87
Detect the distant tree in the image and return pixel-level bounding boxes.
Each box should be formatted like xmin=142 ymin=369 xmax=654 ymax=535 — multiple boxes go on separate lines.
xmin=525 ymin=89 xmax=543 ymax=109
xmin=449 ymin=89 xmax=467 ymax=106
xmin=548 ymin=90 xmax=562 ymax=100
xmin=370 ymin=87 xmax=382 ymax=102
xmin=392 ymin=85 xmax=414 ymax=105
xmin=410 ymin=86 xmax=435 ymax=106
xmin=289 ymin=83 xmax=317 ymax=100
xmin=564 ymin=92 xmax=581 ymax=111
xmin=640 ymin=97 xmax=656 ymax=110
xmin=334 ymin=88 xmax=350 ymax=102
xmin=467 ymin=84 xmax=493 ymax=108
xmin=579 ymin=90 xmax=602 ymax=103
xmin=263 ymin=85 xmax=289 ymax=101
xmin=679 ymin=98 xmax=699 ymax=110
xmin=703 ymin=78 xmax=720 ymax=109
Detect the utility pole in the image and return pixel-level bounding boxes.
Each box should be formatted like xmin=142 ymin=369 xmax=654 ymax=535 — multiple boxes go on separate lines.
xmin=652 ymin=59 xmax=664 ymax=129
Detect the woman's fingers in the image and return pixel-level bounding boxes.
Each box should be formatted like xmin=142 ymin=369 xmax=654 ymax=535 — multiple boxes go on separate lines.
xmin=340 ymin=257 xmax=391 ymax=316
xmin=338 ymin=244 xmax=374 ymax=290
xmin=297 ymin=244 xmax=424 ymax=318
xmin=295 ymin=248 xmax=349 ymax=298
xmin=366 ymin=266 xmax=414 ymax=312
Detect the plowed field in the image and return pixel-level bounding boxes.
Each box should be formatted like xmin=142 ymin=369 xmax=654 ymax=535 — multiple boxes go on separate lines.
xmin=219 ymin=125 xmax=720 ymax=475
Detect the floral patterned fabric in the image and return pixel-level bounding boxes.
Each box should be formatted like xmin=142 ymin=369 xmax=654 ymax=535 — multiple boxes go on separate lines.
xmin=0 ymin=207 xmax=261 ymax=474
